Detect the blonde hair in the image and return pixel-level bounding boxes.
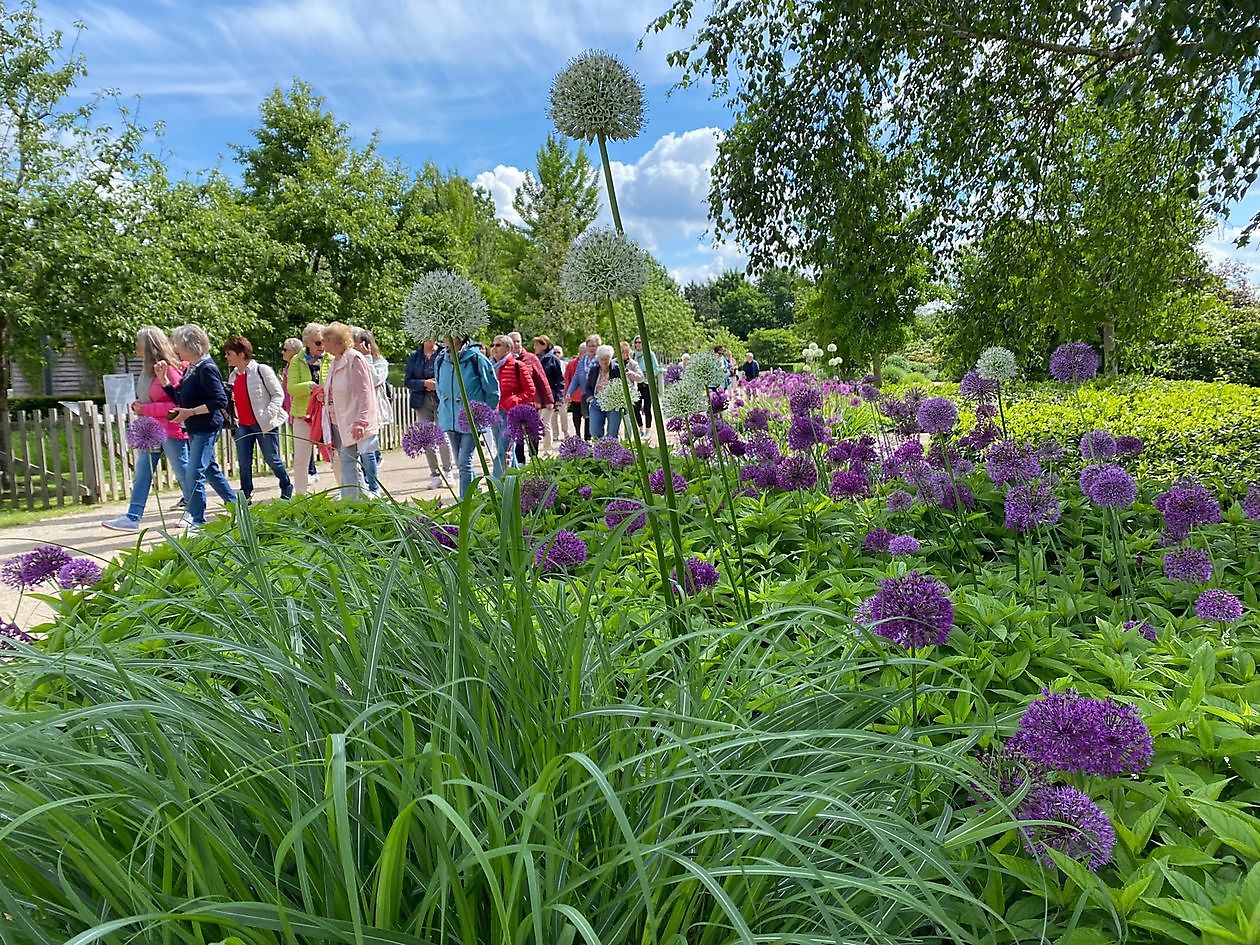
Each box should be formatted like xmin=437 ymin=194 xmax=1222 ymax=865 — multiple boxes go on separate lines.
xmin=321 ymin=321 xmax=354 ymax=349
xmin=170 ymin=324 xmax=211 ymax=358
xmin=135 ymin=326 xmax=178 ymax=379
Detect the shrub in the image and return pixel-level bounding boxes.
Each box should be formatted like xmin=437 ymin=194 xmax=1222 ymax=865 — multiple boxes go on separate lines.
xmin=745 ymin=326 xmax=803 ymax=369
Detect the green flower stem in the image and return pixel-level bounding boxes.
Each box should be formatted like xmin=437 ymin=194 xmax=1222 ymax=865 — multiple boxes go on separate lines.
xmin=602 ymin=297 xmax=678 ymax=615
xmin=706 ymin=399 xmax=754 ymax=620
xmin=597 ymin=132 xmax=689 ymax=601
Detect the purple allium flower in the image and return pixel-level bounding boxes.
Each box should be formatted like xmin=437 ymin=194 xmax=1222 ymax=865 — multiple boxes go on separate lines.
xmin=604 ymin=498 xmax=647 ymax=533
xmin=788 ymin=386 xmax=823 ymax=417
xmin=1035 ymin=439 xmax=1065 ymax=462
xmin=740 ymin=464 xmax=779 ymax=490
xmin=1004 ymin=479 xmax=1062 ymax=532
xmin=1243 ymin=482 xmax=1260 ymax=520
xmin=708 ymin=389 xmax=729 ymax=413
xmin=431 ymin=524 xmax=460 ymax=549
xmin=787 ymin=415 xmax=827 ymax=452
xmin=960 ymin=420 xmax=1001 ymax=453
xmin=828 ymin=469 xmax=870 ymax=501
xmin=893 ymin=440 xmax=924 ymax=464
xmin=1081 ymin=464 xmax=1137 ymax=508
xmin=1079 ymin=430 xmax=1117 ymax=461
xmin=691 ymin=440 xmax=715 ymax=461
xmin=519 ymin=477 xmax=558 ymax=514
xmin=592 ymin=437 xmax=623 ymax=462
xmin=0 ymin=618 xmax=33 ymax=648
xmin=1195 ymin=589 xmax=1244 ymax=624
xmin=1155 ymin=478 xmax=1221 ymax=542
xmin=862 ymin=527 xmax=892 ymax=554
xmin=402 ymin=420 xmax=445 ymax=458
xmin=611 ymin=447 xmax=636 ymax=470
xmin=455 ymin=400 xmax=499 ymax=433
xmin=534 ymin=530 xmax=588 ymax=572
xmin=674 ymin=555 xmax=720 ymax=595
xmin=985 ymin=440 xmax=1042 ymax=487
xmin=1018 ymin=786 xmax=1115 ymax=872
xmin=974 ymin=747 xmax=1047 ymax=802
xmin=1049 ymin=342 xmax=1099 ymax=383
xmin=664 ymin=363 xmax=684 ymax=385
xmin=1124 ymin=619 xmax=1158 ymax=642
xmin=854 ymin=596 xmax=876 ymax=630
xmin=0 ymin=557 xmax=26 ymax=589
xmin=1162 ymin=547 xmax=1213 ymax=584
xmin=745 ymin=432 xmax=782 ymax=464
xmin=578 ymin=485 xmax=593 ymax=500
xmin=887 ymin=534 xmax=921 ymax=556
xmin=775 ymin=454 xmax=818 ymax=492
xmin=886 ymin=489 xmax=915 ymax=512
xmin=742 ymin=407 xmax=771 ymax=432
xmin=974 ymin=401 xmax=999 ymax=420
xmin=916 ymin=396 xmax=959 ymax=435
xmin=866 ymin=571 xmax=954 ymax=649
xmin=1115 ymin=435 xmax=1144 ymax=458
xmin=558 ymin=436 xmax=593 ymax=460
xmin=924 ymin=473 xmax=975 ymax=511
xmin=1008 ymin=689 xmax=1153 ymax=777
xmin=126 ymin=416 xmax=168 ymax=452
xmin=665 ymin=416 xmax=685 ymax=433
xmin=506 ymin=404 xmax=545 ymax=444
xmin=649 ymin=468 xmax=687 ymax=495
xmin=958 ymin=370 xmax=999 ymax=402
xmin=12 ymin=546 xmax=73 ymax=587
xmin=56 ymin=557 xmax=102 ymax=590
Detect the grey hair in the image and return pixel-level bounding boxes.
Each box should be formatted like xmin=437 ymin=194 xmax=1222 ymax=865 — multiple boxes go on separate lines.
xmin=595 ymin=344 xmax=614 ymax=361
xmin=282 ymin=337 xmax=303 ymax=354
xmin=302 ymin=323 xmax=325 ymax=343
xmin=170 ymin=324 xmax=211 ymax=358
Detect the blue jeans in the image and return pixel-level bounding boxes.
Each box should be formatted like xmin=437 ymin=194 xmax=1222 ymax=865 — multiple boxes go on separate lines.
xmin=184 ymin=430 xmax=235 ymax=525
xmin=235 ymin=424 xmax=293 ymax=500
xmin=333 ymin=426 xmax=378 ymax=499
xmin=126 ymin=438 xmax=189 ymax=522
xmin=588 ymin=402 xmax=622 ymax=439
xmin=447 ymin=430 xmax=479 ymax=497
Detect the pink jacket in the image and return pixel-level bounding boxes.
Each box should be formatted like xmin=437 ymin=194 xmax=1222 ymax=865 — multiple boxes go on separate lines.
xmin=135 ymin=367 xmax=187 ymax=441
xmin=326 ymin=347 xmax=380 ymax=446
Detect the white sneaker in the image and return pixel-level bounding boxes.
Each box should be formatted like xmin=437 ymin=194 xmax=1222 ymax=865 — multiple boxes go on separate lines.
xmin=309 ymin=473 xmax=320 ymax=483
xmin=184 ymin=524 xmax=202 ymax=537
xmin=101 ymin=516 xmax=139 ymax=532
xmin=428 ymin=473 xmax=444 ymax=490
xmin=178 ymin=513 xmax=194 ymax=529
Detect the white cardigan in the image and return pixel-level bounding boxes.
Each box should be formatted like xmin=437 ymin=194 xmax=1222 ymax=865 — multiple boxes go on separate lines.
xmin=227 ymin=361 xmax=288 ymax=433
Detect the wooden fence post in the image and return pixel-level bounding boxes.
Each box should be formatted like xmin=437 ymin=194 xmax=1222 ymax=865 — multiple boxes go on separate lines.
xmin=78 ymin=400 xmax=105 ymax=504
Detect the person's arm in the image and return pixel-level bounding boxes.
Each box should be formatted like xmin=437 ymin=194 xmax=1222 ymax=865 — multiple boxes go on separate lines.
xmin=403 ymin=351 xmax=426 ymax=391
xmin=287 ymin=357 xmax=314 ymax=400
xmin=260 ymin=364 xmax=285 ymax=415
xmin=203 ymin=362 xmax=229 ymax=413
xmin=479 ymin=354 xmax=500 ymax=406
xmin=369 ymin=356 xmax=389 ymax=388
xmin=349 ymin=357 xmax=375 ymax=438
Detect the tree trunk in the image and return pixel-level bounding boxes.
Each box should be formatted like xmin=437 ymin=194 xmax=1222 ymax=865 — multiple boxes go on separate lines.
xmin=1101 ymin=318 xmax=1117 ymax=374
xmin=872 ymin=353 xmax=883 ymax=386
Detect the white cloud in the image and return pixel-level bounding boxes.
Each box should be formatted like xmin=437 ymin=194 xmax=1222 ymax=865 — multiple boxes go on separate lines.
xmin=1201 ymin=224 xmax=1260 ymax=285
xmin=475 ymin=126 xmax=747 ymax=283
xmin=474 ymin=165 xmax=528 ymax=228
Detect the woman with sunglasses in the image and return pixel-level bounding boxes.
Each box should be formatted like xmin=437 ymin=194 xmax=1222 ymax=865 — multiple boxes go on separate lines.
xmin=286 ymin=322 xmax=333 ymax=494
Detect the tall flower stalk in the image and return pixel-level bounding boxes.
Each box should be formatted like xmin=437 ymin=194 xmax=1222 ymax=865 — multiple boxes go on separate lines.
xmin=551 ymin=51 xmax=689 ymax=609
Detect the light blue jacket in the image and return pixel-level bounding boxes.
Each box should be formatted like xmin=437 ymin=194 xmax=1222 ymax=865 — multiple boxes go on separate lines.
xmin=435 ymin=346 xmax=499 ymax=432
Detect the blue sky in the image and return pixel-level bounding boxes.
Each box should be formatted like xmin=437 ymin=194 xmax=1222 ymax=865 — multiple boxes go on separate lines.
xmin=40 ymin=0 xmax=1259 ymax=286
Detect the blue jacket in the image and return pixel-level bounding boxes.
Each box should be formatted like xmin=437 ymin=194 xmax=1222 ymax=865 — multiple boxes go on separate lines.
xmin=403 ymin=345 xmax=444 ymax=412
xmin=566 ymin=355 xmax=594 ymax=398
xmin=163 ymin=355 xmax=227 ymax=435
xmin=435 ymin=345 xmax=499 ymax=432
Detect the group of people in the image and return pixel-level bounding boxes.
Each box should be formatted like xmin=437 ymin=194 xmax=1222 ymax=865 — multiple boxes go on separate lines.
xmin=104 ymin=320 xmax=679 ymax=529
xmin=103 ymin=321 xmax=393 ymax=534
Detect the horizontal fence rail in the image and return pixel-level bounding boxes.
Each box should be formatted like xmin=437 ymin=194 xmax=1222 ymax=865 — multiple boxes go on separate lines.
xmin=0 ymin=385 xmax=414 ymax=512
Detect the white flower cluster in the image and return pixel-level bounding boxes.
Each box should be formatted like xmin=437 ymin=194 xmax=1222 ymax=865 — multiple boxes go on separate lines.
xmin=402 ymin=270 xmax=489 ymax=343
xmin=976 ymin=346 xmax=1018 ymax=382
xmin=802 ymin=342 xmax=823 ymax=362
xmin=682 ymin=350 xmax=728 ymax=390
xmin=560 ymin=227 xmax=650 ymax=303
xmin=828 ymin=356 xmax=843 ymax=367
xmin=662 ymin=379 xmax=707 ymax=419
xmin=549 ymin=50 xmax=646 ymax=143
xmin=596 ymin=379 xmax=640 ymax=413
xmin=827 ymin=343 xmax=838 ymax=353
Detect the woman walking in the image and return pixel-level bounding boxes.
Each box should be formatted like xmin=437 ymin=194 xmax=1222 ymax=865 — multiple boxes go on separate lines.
xmin=286 ymin=323 xmax=333 ymax=494
xmin=632 ymin=335 xmax=658 ymax=435
xmin=435 ymin=336 xmax=499 ymax=498
xmin=102 ymin=327 xmax=190 ymax=532
xmin=322 ymin=322 xmax=380 ymax=500
xmin=225 ymin=335 xmax=292 ymax=501
xmin=584 ymin=344 xmax=625 ymax=439
xmin=158 ymin=324 xmax=236 ymax=535
xmin=355 ymin=327 xmax=390 ymax=469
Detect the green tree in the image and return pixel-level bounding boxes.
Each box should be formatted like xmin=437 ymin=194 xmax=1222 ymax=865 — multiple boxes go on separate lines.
xmin=937 ymin=103 xmax=1212 ymax=377
xmin=746 ymin=327 xmax=804 ymax=369
xmin=653 ymin=0 xmax=1260 ymax=251
xmin=682 ymin=280 xmax=719 ymax=331
xmin=756 ymin=268 xmax=807 ymax=329
xmin=609 ymin=259 xmax=705 ymax=359
xmin=513 ymin=134 xmax=600 ymax=343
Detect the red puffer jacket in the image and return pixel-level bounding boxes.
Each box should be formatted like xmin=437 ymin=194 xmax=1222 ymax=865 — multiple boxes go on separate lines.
xmin=497 ymin=355 xmax=536 ymax=412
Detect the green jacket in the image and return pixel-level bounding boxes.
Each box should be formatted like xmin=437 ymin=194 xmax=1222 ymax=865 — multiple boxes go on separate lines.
xmin=286 ymin=350 xmax=334 ymax=419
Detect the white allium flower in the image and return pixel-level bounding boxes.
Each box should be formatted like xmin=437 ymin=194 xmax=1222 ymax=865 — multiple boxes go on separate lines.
xmin=976 ymin=345 xmax=1018 ymax=382
xmin=828 ymin=357 xmax=843 ymax=367
xmin=595 ymin=380 xmax=640 ymax=413
xmin=662 ymin=378 xmax=708 ymax=418
xmin=800 ymin=348 xmax=810 ymax=359
xmin=560 ymin=226 xmax=650 ymax=303
xmin=403 ymin=270 xmax=489 ymax=342
xmin=682 ymin=350 xmax=728 ymax=389
xmin=827 ymin=343 xmax=837 ymax=353
xmin=549 ymin=50 xmax=646 ymax=143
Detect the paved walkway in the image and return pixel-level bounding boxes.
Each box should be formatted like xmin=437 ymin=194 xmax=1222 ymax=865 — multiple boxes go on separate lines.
xmin=0 ymin=447 xmax=458 ymax=630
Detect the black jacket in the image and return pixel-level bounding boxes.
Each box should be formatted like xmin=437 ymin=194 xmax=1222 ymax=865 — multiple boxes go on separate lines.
xmin=583 ymin=362 xmax=620 ymax=401
xmin=539 ymin=351 xmax=565 ymax=400
xmin=163 ymin=356 xmax=228 ymax=435
xmin=403 ymin=345 xmax=444 ymax=412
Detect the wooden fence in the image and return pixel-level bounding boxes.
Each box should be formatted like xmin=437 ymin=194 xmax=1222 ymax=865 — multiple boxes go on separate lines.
xmin=0 ymin=385 xmax=416 ymax=512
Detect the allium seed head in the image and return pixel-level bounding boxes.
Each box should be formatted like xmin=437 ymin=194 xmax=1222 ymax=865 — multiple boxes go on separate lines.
xmin=403 ymin=270 xmax=489 ymax=343
xmin=549 ymin=50 xmax=646 ymax=143
xmin=560 ymin=226 xmax=650 ymax=303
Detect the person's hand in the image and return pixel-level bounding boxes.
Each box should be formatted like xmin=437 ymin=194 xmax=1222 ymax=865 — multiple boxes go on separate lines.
xmin=169 ymin=407 xmax=194 ymax=423
xmin=129 ymin=400 xmax=141 ymax=415
xmin=153 ymin=360 xmax=169 ymax=382
xmin=424 ymin=378 xmax=436 ymax=391
xmin=351 ymin=420 xmax=368 ymax=440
